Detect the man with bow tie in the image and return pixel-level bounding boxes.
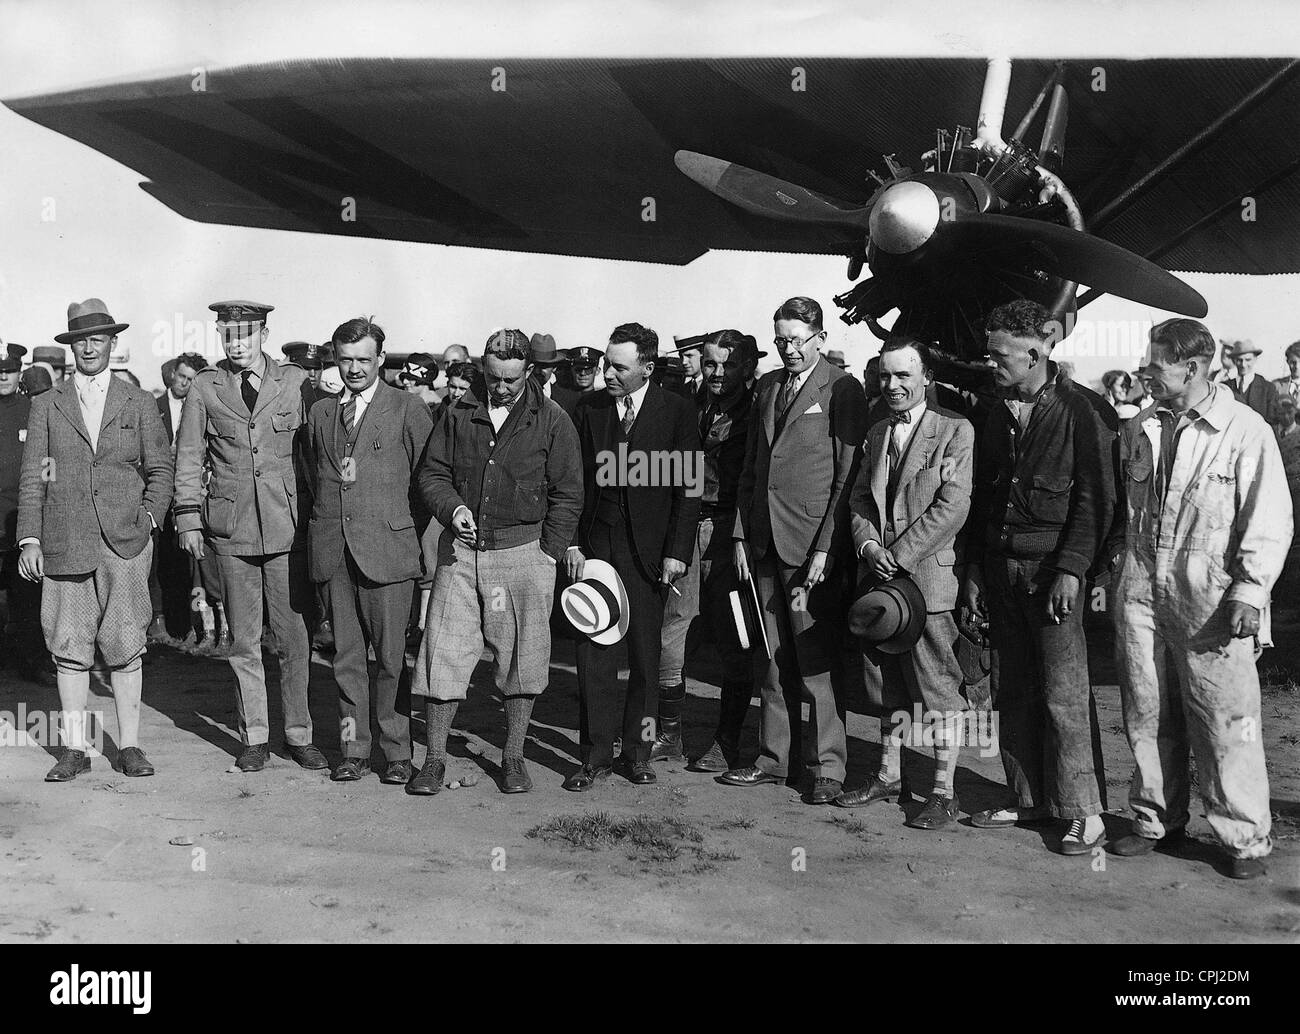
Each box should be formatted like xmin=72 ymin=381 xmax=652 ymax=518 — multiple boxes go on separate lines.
xmin=841 ymin=336 xmax=974 ymax=828
xmin=173 ymin=300 xmax=327 ymax=773
xmin=722 ymin=297 xmax=868 ymax=804
xmin=17 ymin=300 xmax=172 ymax=780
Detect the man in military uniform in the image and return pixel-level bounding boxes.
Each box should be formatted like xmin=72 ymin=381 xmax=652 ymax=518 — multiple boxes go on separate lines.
xmin=564 ymin=346 xmax=602 ymax=394
xmin=0 ymin=343 xmax=52 ymax=683
xmin=173 ymin=301 xmax=326 ymax=772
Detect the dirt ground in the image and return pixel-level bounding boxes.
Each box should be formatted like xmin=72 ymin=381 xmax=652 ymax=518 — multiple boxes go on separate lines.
xmin=1 ymin=610 xmax=1297 ymax=944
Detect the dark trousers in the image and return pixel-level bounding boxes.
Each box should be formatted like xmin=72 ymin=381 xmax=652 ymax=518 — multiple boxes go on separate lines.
xmin=985 ymin=555 xmax=1106 ymax=819
xmin=575 ymin=516 xmax=667 ymax=766
xmin=328 ymin=548 xmax=413 ymax=762
xmin=148 ymin=519 xmax=223 ymax=635
xmin=1 ymin=546 xmax=47 ymax=669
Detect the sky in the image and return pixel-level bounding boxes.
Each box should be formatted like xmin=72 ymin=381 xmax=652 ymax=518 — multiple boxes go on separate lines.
xmin=2 ymin=0 xmax=1299 ymax=392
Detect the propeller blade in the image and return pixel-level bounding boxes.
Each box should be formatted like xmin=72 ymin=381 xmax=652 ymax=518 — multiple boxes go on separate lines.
xmin=952 ymin=214 xmax=1207 ymax=317
xmin=674 ymin=150 xmax=869 ymax=229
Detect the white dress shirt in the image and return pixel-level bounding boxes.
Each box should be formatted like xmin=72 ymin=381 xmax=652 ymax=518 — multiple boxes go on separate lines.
xmin=340 ymin=378 xmax=380 ymax=428
xmin=619 ymin=378 xmax=651 ymax=427
xmin=890 ymin=399 xmax=927 ymax=457
xmin=168 ymin=390 xmax=184 ymax=435
xmin=74 ymin=368 xmax=113 ymax=451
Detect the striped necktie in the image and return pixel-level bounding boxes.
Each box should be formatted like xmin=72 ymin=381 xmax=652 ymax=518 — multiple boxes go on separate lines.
xmin=342 ymin=394 xmax=357 ymax=434
xmin=621 ymin=396 xmax=636 ymax=435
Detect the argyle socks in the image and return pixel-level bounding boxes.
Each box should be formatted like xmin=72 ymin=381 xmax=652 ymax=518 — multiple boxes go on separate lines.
xmin=879 ymin=712 xmax=903 ymax=783
xmin=932 ymin=714 xmax=960 ymax=799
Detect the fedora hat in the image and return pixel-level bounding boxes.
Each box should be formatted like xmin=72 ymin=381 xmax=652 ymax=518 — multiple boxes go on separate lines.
xmin=529 ymin=333 xmax=565 ymax=365
xmin=848 ymin=575 xmax=926 ymax=654
xmin=825 ymin=349 xmax=849 ymax=369
xmin=1227 ymin=339 xmax=1262 ymax=358
xmin=560 ymin=559 xmax=630 ymax=646
xmin=55 ymin=299 xmax=128 ymax=344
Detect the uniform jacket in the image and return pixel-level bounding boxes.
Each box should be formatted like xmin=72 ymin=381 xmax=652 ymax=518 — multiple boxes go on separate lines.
xmin=573 ymin=381 xmax=701 ymax=573
xmin=422 ymin=377 xmax=583 ymax=560
xmin=17 ymin=375 xmax=172 ymax=576
xmin=734 ymin=356 xmax=868 ymax=566
xmin=849 ymin=405 xmax=974 ymax=613
xmin=1118 ymin=384 xmax=1292 ymax=612
xmin=0 ymin=393 xmax=32 ymax=550
xmin=172 ymin=357 xmax=313 ymax=556
xmin=304 ymin=378 xmax=434 ymax=584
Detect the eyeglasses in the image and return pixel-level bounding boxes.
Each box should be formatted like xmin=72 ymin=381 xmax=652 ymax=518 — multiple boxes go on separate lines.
xmin=773 ymin=331 xmax=824 ymax=349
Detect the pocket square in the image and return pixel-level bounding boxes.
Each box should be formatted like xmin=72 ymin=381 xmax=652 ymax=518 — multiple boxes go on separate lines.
xmin=804 ymin=402 xmax=824 ymax=414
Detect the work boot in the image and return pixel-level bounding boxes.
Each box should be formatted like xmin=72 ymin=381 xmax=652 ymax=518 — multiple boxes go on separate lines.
xmin=649 ymin=680 xmax=686 ymax=762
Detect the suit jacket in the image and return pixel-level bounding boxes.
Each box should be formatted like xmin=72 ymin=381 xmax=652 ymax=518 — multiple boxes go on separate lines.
xmin=735 ymin=356 xmax=868 ymax=567
xmin=1272 ymin=375 xmax=1300 ymax=401
xmin=172 ymin=357 xmax=313 ymax=556
xmin=1229 ymin=375 xmax=1281 ymax=426
xmin=17 ymin=376 xmax=172 ymax=576
xmin=305 ymin=379 xmax=434 ymax=585
xmin=573 ymin=382 xmax=701 ymax=577
xmin=157 ymin=391 xmax=176 ymax=443
xmin=0 ymin=393 xmax=32 ymax=551
xmin=849 ymin=405 xmax=974 ymax=612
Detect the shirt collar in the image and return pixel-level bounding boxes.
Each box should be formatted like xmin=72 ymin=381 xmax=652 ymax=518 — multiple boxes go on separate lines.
xmin=344 ymin=378 xmax=380 ymax=405
xmin=621 ymin=378 xmax=651 ymax=413
xmin=73 ymin=368 xmax=112 ymax=392
xmin=1152 ymin=382 xmax=1229 ymax=431
xmin=893 ymin=399 xmax=926 ymax=425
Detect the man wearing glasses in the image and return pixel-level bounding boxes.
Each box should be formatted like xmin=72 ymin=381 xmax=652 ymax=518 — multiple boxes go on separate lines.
xmin=723 ymin=297 xmax=867 ymax=804
xmin=173 ymin=300 xmax=326 ymax=773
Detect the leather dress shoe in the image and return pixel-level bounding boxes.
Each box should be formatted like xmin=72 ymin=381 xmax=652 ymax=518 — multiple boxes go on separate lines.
xmin=1227 ymin=856 xmax=1266 ymax=880
xmin=687 ymin=741 xmax=730 ymax=773
xmin=45 ymin=748 xmax=90 ymax=782
xmin=286 ymin=743 xmax=329 ymax=770
xmin=718 ymin=765 xmax=779 ymax=787
xmin=236 ymin=744 xmax=270 ymax=772
xmin=807 ymin=777 xmax=842 ymax=805
xmin=381 ymin=759 xmax=414 ymax=785
xmin=118 ymin=746 xmax=155 ymax=778
xmin=1111 ymin=829 xmax=1184 ymax=857
xmin=332 ymin=757 xmax=371 ymax=781
xmin=500 ymin=756 xmax=533 ymax=793
xmin=562 ymin=763 xmax=612 ymax=792
xmin=908 ymin=792 xmax=959 ymax=830
xmin=406 ymin=757 xmax=446 ymax=795
xmin=834 ymin=776 xmax=904 ymax=808
xmin=617 ymin=756 xmax=657 ymax=785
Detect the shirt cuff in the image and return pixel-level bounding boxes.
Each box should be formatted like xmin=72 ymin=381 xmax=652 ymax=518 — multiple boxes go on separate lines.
xmin=1225 ymin=580 xmax=1269 ymax=610
xmin=17 ymin=537 xmax=38 ymax=548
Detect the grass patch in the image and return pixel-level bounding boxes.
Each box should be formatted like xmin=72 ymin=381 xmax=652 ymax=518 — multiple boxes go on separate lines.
xmin=528 ymin=812 xmax=733 ymax=871
xmin=712 ymin=815 xmax=757 ymax=831
xmin=1260 ymin=666 xmax=1300 ymax=696
xmin=830 ymin=813 xmax=874 ymax=840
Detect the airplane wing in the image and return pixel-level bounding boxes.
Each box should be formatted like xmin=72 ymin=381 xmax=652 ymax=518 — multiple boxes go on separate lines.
xmin=6 ymin=57 xmax=1299 ymax=271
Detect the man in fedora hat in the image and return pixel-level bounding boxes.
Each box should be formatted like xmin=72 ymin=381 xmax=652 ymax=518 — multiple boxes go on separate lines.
xmin=652 ymin=329 xmax=759 ymax=771
xmin=1225 ymin=339 xmax=1281 ymax=425
xmin=723 ymin=297 xmax=868 ymax=804
xmin=173 ymin=300 xmax=327 ymax=773
xmin=564 ymin=322 xmax=701 ymax=790
xmin=840 ymin=336 xmax=974 ymax=828
xmin=825 ymin=349 xmax=849 ymax=371
xmin=31 ymin=345 xmax=68 ymax=384
xmin=1 ymin=343 xmax=53 ymax=684
xmin=528 ymin=333 xmax=579 ymax=418
xmin=409 ymin=328 xmax=582 ymax=795
xmin=962 ymin=300 xmax=1114 ymax=854
xmin=17 ymin=299 xmax=172 ymax=780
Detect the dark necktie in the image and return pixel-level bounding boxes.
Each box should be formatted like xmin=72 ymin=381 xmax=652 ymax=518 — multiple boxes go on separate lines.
xmin=779 ymin=374 xmax=798 ymax=414
xmin=342 ymin=394 xmax=357 ymax=435
xmin=888 ymin=410 xmax=911 ymax=472
xmin=240 ymin=369 xmax=258 ymax=413
xmin=621 ymin=396 xmax=636 ymax=435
